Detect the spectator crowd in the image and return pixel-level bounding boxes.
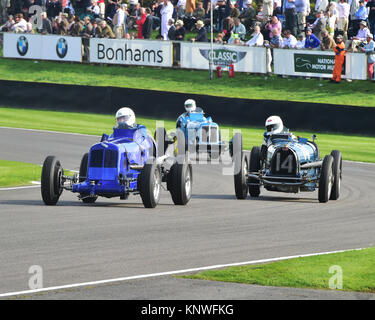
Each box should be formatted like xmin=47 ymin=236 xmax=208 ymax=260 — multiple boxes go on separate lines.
xmin=0 ymin=0 xmax=374 ymax=78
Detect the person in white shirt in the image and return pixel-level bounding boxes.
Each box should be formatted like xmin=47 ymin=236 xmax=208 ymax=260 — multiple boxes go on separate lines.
xmin=12 ymin=13 xmax=27 ymax=33
xmin=347 ymin=20 xmax=371 ymax=51
xmin=246 ymin=25 xmax=264 ymax=46
xmin=177 ymin=0 xmax=186 ymax=18
xmin=295 ymin=33 xmax=305 ymax=49
xmin=337 ymin=0 xmax=350 ymax=40
xmin=160 ymin=0 xmax=173 ymax=40
xmin=113 ymin=4 xmax=125 ymax=38
xmin=281 ymin=29 xmax=297 ymax=48
xmin=0 ymin=14 xmax=14 ymax=31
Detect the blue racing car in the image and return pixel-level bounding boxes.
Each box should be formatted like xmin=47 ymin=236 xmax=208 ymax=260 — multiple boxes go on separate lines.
xmin=41 ymin=107 xmax=193 ymax=208
xmin=232 ymin=116 xmax=342 ymax=203
xmin=175 ymin=99 xmax=226 ymax=158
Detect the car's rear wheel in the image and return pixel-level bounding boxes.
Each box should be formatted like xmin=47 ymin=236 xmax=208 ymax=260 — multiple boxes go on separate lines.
xmin=154 ymin=127 xmax=167 ymax=157
xmin=330 ymin=150 xmax=342 ymax=200
xmin=249 ymin=146 xmax=261 ymax=197
xmin=138 ymin=160 xmax=161 ymax=208
xmin=175 ymin=128 xmax=186 ymax=156
xmin=233 ymin=133 xmax=248 ymax=199
xmin=167 ymin=156 xmax=192 ymax=205
xmin=318 ymin=155 xmax=334 ymax=203
xmin=79 ymin=153 xmax=98 ymax=203
xmin=41 ymin=156 xmax=63 ymax=205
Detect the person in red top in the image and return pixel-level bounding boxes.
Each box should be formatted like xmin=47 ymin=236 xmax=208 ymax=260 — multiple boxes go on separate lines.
xmin=137 ymin=7 xmax=147 ymax=39
xmin=331 ymin=34 xmax=346 ymax=83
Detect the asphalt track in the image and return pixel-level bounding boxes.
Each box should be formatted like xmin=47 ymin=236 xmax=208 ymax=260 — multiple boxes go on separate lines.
xmin=0 ymin=127 xmax=375 ymax=299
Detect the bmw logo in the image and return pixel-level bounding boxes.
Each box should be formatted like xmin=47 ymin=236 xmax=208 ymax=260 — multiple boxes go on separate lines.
xmin=16 ymin=36 xmax=28 ymax=56
xmin=56 ymin=38 xmax=68 ymax=59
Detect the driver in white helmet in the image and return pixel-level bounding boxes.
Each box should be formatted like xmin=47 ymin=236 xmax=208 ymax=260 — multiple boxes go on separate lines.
xmin=110 ymin=107 xmax=147 ymax=143
xmin=261 ymin=115 xmax=288 ymax=162
xmin=176 ymin=99 xmax=206 ymax=128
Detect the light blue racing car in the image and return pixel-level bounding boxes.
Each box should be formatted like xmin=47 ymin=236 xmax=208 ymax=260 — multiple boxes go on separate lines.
xmin=175 ymin=99 xmax=226 ymax=159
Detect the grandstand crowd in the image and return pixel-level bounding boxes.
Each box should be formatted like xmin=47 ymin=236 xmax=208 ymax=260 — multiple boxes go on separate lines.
xmin=0 ymin=0 xmax=374 ymax=78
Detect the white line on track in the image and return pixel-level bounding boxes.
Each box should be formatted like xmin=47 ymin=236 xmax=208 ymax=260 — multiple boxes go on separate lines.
xmin=0 ymin=126 xmax=99 ymax=138
xmin=0 ymin=185 xmax=40 ymax=191
xmin=0 ymin=247 xmax=365 ymax=298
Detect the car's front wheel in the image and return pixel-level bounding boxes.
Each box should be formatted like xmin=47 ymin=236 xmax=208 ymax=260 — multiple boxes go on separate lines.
xmin=41 ymin=156 xmax=64 ymax=205
xmin=318 ymin=155 xmax=334 ymax=203
xmin=330 ymin=150 xmax=342 ymax=200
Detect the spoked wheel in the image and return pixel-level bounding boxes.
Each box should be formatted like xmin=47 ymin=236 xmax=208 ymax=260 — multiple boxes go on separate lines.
xmin=318 ymin=155 xmax=334 ymax=203
xmin=79 ymin=153 xmax=98 ymax=204
xmin=330 ymin=150 xmax=342 ymax=200
xmin=167 ymin=156 xmax=193 ymax=205
xmin=138 ymin=160 xmax=162 ymax=208
xmin=249 ymin=146 xmax=261 ymax=197
xmin=41 ymin=156 xmax=64 ymax=205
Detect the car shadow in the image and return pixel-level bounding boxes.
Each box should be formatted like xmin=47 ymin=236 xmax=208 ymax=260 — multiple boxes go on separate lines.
xmin=191 ymin=194 xmax=317 ymax=204
xmin=0 ymin=199 xmax=173 ymax=209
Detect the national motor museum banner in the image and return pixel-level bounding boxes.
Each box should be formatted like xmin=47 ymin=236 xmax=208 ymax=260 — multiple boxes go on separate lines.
xmin=89 ymin=38 xmax=173 ymax=67
xmin=3 ymin=33 xmax=82 ymax=62
xmin=180 ymin=42 xmax=268 ymax=73
xmin=273 ymin=49 xmax=367 ymax=80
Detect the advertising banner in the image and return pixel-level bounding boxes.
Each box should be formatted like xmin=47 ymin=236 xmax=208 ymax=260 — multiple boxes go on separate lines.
xmin=274 ymin=49 xmax=366 ymax=80
xmin=4 ymin=33 xmax=43 ymax=60
xmin=89 ymin=38 xmax=172 ymax=67
xmin=180 ymin=42 xmax=267 ymax=73
xmin=3 ymin=33 xmax=82 ymax=62
xmin=41 ymin=35 xmax=82 ymax=62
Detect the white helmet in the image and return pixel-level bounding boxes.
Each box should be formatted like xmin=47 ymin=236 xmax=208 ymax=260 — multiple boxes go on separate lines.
xmin=265 ymin=116 xmax=283 ymax=134
xmin=184 ymin=99 xmax=196 ymax=113
xmin=115 ymin=107 xmax=136 ymax=128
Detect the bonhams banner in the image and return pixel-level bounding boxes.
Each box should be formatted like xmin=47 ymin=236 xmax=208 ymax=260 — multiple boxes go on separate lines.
xmin=274 ymin=49 xmax=366 ymax=80
xmin=89 ymin=38 xmax=172 ymax=67
xmin=3 ymin=33 xmax=82 ymax=62
xmin=180 ymin=42 xmax=267 ymax=73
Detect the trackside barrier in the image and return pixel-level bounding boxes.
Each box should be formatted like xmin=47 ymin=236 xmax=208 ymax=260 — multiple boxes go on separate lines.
xmin=180 ymin=42 xmax=268 ymax=73
xmin=1 ymin=33 xmax=370 ymax=79
xmin=273 ymin=48 xmax=367 ymax=80
xmin=3 ymin=33 xmax=82 ymax=62
xmin=89 ymin=38 xmax=173 ymax=67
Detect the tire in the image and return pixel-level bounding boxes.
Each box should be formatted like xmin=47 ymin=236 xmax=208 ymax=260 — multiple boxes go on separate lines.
xmin=330 ymin=150 xmax=342 ymax=200
xmin=176 ymin=128 xmax=186 ymax=156
xmin=167 ymin=156 xmax=193 ymax=205
xmin=318 ymin=155 xmax=334 ymax=203
xmin=249 ymin=146 xmax=261 ymax=197
xmin=41 ymin=156 xmax=63 ymax=205
xmin=234 ymin=153 xmax=249 ymax=200
xmin=233 ymin=133 xmax=248 ymax=199
xmin=154 ymin=127 xmax=167 ymax=157
xmin=79 ymin=153 xmax=89 ymax=183
xmin=78 ymin=153 xmax=98 ymax=203
xmin=138 ymin=160 xmax=162 ymax=208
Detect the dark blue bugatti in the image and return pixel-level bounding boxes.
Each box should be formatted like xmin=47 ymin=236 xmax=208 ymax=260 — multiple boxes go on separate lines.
xmin=41 ymin=127 xmax=192 ymax=208
xmin=231 ymin=131 xmax=342 ymax=203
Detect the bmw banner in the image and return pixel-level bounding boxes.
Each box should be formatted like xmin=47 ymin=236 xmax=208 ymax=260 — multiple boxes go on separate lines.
xmin=4 ymin=33 xmax=43 ymax=60
xmin=180 ymin=42 xmax=267 ymax=73
xmin=3 ymin=33 xmax=81 ymax=62
xmin=41 ymin=35 xmax=81 ymax=62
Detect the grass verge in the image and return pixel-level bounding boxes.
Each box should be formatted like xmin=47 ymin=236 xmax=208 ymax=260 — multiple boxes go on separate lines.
xmin=0 ymin=57 xmax=374 ymax=107
xmin=0 ymin=160 xmax=42 ymax=188
xmin=181 ymin=247 xmax=375 ymax=293
xmin=1 ymin=107 xmax=375 ymax=163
